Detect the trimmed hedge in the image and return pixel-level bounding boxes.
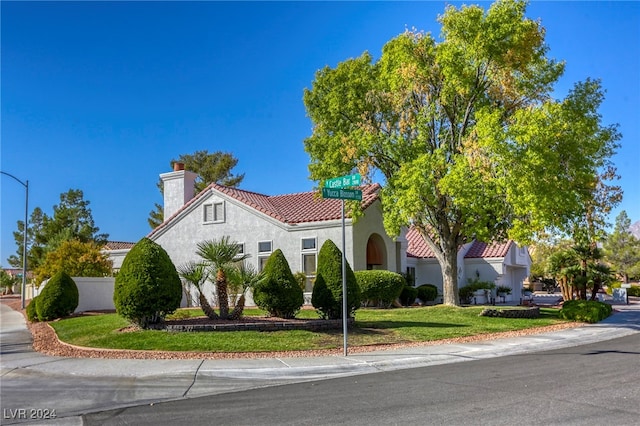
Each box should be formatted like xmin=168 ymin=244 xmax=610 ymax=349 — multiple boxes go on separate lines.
xmin=253 ymin=249 xmax=304 ymax=318
xmin=399 ymin=285 xmax=418 ymax=306
xmin=113 ymin=238 xmax=182 ymax=329
xmin=416 ymin=284 xmax=438 ymax=303
xmin=355 ymin=270 xmax=405 ymax=308
xmin=559 ymin=300 xmax=612 ymax=323
xmin=312 ymin=239 xmax=361 ymax=319
xmin=627 ymin=286 xmax=640 ymax=297
xmin=35 ymin=270 xmax=79 ymax=321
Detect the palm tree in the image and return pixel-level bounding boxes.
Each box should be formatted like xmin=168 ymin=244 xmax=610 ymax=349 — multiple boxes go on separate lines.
xmin=178 ymin=261 xmax=218 ymax=319
xmin=228 ymin=262 xmax=260 ymax=320
xmin=196 ymin=236 xmax=248 ymax=319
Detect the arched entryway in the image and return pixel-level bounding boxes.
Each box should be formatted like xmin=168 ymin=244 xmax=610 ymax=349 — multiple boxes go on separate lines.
xmin=366 ymin=233 xmax=387 ymax=270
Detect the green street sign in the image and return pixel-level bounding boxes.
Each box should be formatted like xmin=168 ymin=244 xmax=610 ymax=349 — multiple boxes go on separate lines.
xmin=322 ymin=187 xmax=363 ymax=201
xmin=324 ymin=173 xmax=361 ymax=189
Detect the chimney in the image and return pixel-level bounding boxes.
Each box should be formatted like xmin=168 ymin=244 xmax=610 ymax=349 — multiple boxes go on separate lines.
xmin=159 ymin=164 xmax=197 ymax=220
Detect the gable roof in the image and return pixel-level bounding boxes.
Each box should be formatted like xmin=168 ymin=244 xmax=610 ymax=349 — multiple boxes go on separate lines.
xmin=406 ymin=228 xmax=513 ymax=259
xmin=464 ymin=240 xmax=512 ymax=258
xmin=148 ymin=183 xmax=381 ymax=238
xmin=103 ymin=241 xmax=136 ymax=250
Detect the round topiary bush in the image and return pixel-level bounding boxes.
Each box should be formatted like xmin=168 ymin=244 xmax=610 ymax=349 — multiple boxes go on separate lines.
xmin=416 ymin=284 xmax=438 ymax=303
xmin=35 ymin=270 xmax=79 ymax=321
xmin=253 ymin=249 xmax=304 ymax=318
xmin=113 ymin=237 xmax=182 ymax=329
xmin=559 ymin=300 xmax=612 ymax=323
xmin=355 ymin=270 xmax=405 ymax=308
xmin=26 ymin=296 xmax=39 ymax=322
xmin=312 ymin=239 xmax=361 ymax=319
xmin=399 ymin=285 xmax=418 ymax=306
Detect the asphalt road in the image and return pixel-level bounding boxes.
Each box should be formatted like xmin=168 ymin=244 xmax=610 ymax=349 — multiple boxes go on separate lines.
xmin=84 ymin=333 xmax=640 ymax=426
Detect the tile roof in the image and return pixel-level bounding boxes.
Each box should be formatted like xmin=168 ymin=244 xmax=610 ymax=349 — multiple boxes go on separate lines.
xmin=148 ymin=183 xmax=381 ymax=237
xmin=464 ymin=240 xmax=512 ymax=258
xmin=103 ymin=241 xmax=136 ymax=250
xmin=406 ymin=228 xmax=513 ymax=259
xmin=406 ymin=227 xmax=436 ymax=258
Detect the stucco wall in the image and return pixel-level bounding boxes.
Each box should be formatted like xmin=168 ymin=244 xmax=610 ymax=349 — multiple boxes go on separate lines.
xmin=36 ymin=277 xmax=116 ymax=313
xmin=352 ymin=200 xmax=401 ymax=273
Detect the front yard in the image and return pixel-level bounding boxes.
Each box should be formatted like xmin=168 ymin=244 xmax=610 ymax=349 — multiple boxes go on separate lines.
xmin=48 ymin=305 xmax=570 ymax=353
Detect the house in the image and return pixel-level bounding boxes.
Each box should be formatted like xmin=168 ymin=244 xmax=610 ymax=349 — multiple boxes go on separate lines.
xmin=143 ymin=164 xmax=530 ymax=304
xmin=102 ymin=241 xmax=136 ymax=273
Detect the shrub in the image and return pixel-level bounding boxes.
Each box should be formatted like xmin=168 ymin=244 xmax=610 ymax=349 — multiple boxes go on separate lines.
xmin=399 ymin=285 xmax=418 ymax=306
xmin=416 ymin=284 xmax=438 ymax=303
xmin=253 ymin=249 xmax=304 ymax=318
xmin=35 ymin=270 xmax=79 ymax=321
xmin=113 ymin=238 xmax=182 ymax=328
xmin=312 ymin=239 xmax=361 ymax=319
xmin=496 ymin=285 xmax=512 ymax=295
xmin=628 ymin=286 xmax=640 ymax=297
xmin=559 ymin=300 xmax=612 ymax=323
xmin=459 ymin=280 xmax=495 ymax=304
xmin=26 ymin=296 xmax=39 ymax=322
xmin=355 ymin=270 xmax=405 ymax=308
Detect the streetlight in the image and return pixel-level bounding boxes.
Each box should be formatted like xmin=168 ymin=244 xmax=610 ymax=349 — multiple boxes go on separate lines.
xmin=1 ymin=171 xmax=29 ymax=309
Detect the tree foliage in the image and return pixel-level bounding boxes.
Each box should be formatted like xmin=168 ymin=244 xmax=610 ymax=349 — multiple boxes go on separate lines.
xmin=34 ymin=239 xmax=113 ymax=284
xmin=303 ymin=0 xmax=620 ymax=306
xmin=603 ymin=211 xmax=640 ymax=283
xmin=8 ymin=190 xmax=108 ymax=271
xmin=148 ymin=150 xmax=244 ymax=228
xmin=0 ymin=270 xmax=20 ymax=294
xmin=113 ymin=238 xmax=182 ymax=328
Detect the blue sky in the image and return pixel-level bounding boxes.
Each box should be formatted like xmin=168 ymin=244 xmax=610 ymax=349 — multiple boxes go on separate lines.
xmin=2 ymin=1 xmax=639 ymax=267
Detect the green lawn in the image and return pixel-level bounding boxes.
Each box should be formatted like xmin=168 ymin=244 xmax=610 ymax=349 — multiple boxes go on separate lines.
xmin=49 ymin=306 xmax=565 ymax=353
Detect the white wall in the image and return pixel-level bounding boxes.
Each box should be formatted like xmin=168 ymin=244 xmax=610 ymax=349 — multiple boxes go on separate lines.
xmin=36 ymin=277 xmax=116 ymax=313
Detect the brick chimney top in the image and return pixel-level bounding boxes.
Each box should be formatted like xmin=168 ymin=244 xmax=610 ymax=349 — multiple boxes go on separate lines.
xmin=173 ymin=162 xmax=185 ymax=171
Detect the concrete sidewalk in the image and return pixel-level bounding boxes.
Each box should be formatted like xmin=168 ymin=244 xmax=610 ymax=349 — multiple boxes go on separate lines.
xmin=1 ymin=300 xmax=639 ymax=424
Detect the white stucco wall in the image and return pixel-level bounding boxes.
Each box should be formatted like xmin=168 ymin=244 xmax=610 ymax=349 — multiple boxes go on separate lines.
xmin=36 ymin=277 xmax=116 ymax=313
xmin=352 ymin=200 xmax=402 ymax=273
xmin=151 ymin=189 xmax=355 ymax=287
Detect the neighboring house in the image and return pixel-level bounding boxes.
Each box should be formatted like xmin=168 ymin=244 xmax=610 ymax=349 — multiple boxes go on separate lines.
xmin=103 ymin=241 xmax=136 ymax=273
xmin=147 ymin=164 xmax=531 ymax=303
xmin=406 ymin=229 xmax=531 ymax=302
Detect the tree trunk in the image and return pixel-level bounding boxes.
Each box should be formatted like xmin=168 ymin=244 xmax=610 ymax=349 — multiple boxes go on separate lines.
xmin=199 ymin=293 xmax=219 ymax=320
xmin=217 ymin=269 xmax=229 ymax=320
xmin=439 ymin=241 xmax=460 ymax=306
xmin=229 ymin=294 xmax=245 ymax=320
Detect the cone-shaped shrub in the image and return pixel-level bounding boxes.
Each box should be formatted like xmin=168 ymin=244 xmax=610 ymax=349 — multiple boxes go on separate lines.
xmin=36 ymin=270 xmax=79 ymax=321
xmin=253 ymin=249 xmax=303 ymax=318
xmin=113 ymin=238 xmax=182 ymax=328
xmin=312 ymin=239 xmax=361 ymax=319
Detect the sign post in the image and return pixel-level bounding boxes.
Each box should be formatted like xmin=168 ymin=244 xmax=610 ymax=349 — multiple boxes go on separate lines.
xmin=322 ymin=174 xmax=361 ymax=356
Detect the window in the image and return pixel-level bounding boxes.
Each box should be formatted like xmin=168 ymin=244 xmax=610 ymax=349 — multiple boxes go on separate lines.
xmin=301 ymin=237 xmax=316 ymax=251
xmin=302 ymin=253 xmax=316 ymax=292
xmin=258 ymin=241 xmax=273 ymax=272
xmin=406 ymin=267 xmax=416 ymax=287
xmin=301 ymin=237 xmax=317 ymax=292
xmin=203 ymin=202 xmax=224 ymax=223
xmin=234 ymin=243 xmax=245 ymax=256
xmin=258 ymin=241 xmax=272 ymax=253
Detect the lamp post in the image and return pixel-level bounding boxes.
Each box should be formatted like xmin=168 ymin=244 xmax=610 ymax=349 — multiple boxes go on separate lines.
xmin=1 ymin=171 xmax=29 ymax=309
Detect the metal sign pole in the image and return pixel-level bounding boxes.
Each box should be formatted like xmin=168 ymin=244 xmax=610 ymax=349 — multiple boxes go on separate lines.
xmin=341 ymin=199 xmax=348 ymax=356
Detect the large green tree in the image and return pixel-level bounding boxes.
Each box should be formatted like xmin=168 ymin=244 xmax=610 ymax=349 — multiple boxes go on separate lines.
xmin=8 ymin=190 xmax=108 ymax=270
xmin=148 ymin=150 xmax=245 ymax=228
xmin=303 ymin=0 xmax=620 ymax=306
xmin=604 ymin=211 xmax=640 ymax=283
xmin=33 ymin=239 xmax=113 ymax=284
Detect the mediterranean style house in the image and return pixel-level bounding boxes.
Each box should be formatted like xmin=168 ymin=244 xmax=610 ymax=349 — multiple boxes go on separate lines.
xmin=135 ymin=164 xmax=531 ymax=304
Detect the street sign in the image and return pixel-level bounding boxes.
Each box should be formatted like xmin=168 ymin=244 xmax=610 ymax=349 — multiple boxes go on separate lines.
xmin=322 ymin=187 xmax=362 ymax=201
xmin=324 ymin=173 xmax=361 ymax=189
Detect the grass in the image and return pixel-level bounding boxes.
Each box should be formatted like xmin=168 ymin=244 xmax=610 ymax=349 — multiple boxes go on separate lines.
xmin=49 ymin=306 xmax=565 ymax=353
